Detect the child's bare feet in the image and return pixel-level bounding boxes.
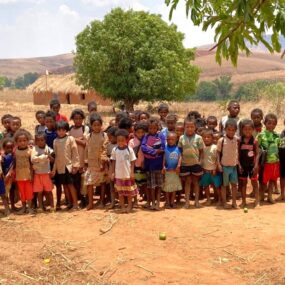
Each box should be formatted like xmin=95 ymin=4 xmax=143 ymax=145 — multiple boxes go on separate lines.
xmin=98 ymin=202 xmax=105 ymax=209
xmin=154 ymin=204 xmax=160 ymax=211
xmin=17 ymin=207 xmax=27 ymax=215
xmin=205 ymin=199 xmax=211 ymax=206
xmin=108 ymin=203 xmax=115 ymax=210
xmin=194 ymin=201 xmax=201 ymax=208
xmin=232 ymin=203 xmax=238 ymax=209
xmin=254 ymin=201 xmax=260 ymax=208
xmin=165 ymin=203 xmax=171 ymax=209
xmin=223 ymin=203 xmax=231 ymax=209
xmin=28 ymin=208 xmax=36 ymax=216
xmin=267 ymin=197 xmax=276 ymax=204
xmin=143 ymin=203 xmax=150 ymax=209
xmin=133 ymin=203 xmax=139 ymax=209
xmin=120 ymin=208 xmax=127 ymax=213
xmin=240 ymin=203 xmax=246 ymax=209
xmin=171 ymin=203 xmax=177 ymax=209
xmin=249 ymin=191 xmax=255 ymax=198
xmin=86 ymin=204 xmax=93 ymax=211
xmin=277 ymin=195 xmax=285 ymax=201
xmin=4 ymin=208 xmax=11 ymax=216
xmin=184 ymin=202 xmax=190 ymax=209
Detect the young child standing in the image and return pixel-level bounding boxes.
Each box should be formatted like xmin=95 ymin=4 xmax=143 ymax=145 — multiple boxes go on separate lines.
xmin=0 ymin=114 xmax=13 ymax=140
xmin=161 ymin=114 xmax=177 ymax=138
xmin=49 ymin=99 xmax=68 ymax=122
xmin=178 ymin=118 xmax=204 ymax=208
xmin=111 ymin=129 xmax=138 ymax=213
xmin=206 ymin=116 xmax=218 ymax=132
xmin=217 ymin=119 xmax=239 ymax=209
xmin=14 ymin=130 xmax=34 ymax=215
xmin=31 ymin=132 xmax=55 ymax=212
xmin=157 ymin=103 xmax=169 ymax=129
xmin=163 ymin=132 xmax=182 ymax=208
xmin=45 ymin=111 xmax=57 ymax=149
xmin=175 ymin=122 xmax=184 ymax=141
xmin=219 ymin=100 xmax=240 ymax=135
xmin=251 ymin=108 xmax=264 ymax=138
xmin=141 ymin=118 xmax=165 ymax=210
xmin=52 ymin=121 xmax=80 ymax=210
xmin=84 ymin=113 xmax=108 ymax=210
xmin=238 ymin=119 xmax=260 ymax=207
xmin=35 ymin=110 xmax=47 ymax=135
xmin=257 ymin=113 xmax=280 ymax=204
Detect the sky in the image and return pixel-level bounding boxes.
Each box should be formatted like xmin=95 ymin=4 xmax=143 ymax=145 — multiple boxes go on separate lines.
xmin=0 ymin=0 xmax=214 ymax=59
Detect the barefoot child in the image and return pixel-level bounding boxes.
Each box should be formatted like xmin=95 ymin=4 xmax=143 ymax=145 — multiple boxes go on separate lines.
xmin=178 ymin=118 xmax=204 ymax=208
xmin=238 ymin=119 xmax=260 ymax=208
xmin=217 ymin=119 xmax=239 ymax=209
xmin=141 ymin=118 xmax=165 ymax=210
xmin=31 ymin=132 xmax=55 ymax=212
xmin=111 ymin=129 xmax=138 ymax=213
xmin=162 ymin=132 xmax=182 ymax=208
xmin=84 ymin=113 xmax=108 ymax=210
xmin=52 ymin=121 xmax=80 ymax=210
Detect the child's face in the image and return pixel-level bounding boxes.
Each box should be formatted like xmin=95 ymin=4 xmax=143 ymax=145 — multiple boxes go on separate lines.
xmin=16 ymin=135 xmax=28 ymax=149
xmin=4 ymin=142 xmax=14 ymax=154
xmin=185 ymin=122 xmax=196 ymax=136
xmin=107 ymin=134 xmax=117 ymax=144
xmin=135 ymin=129 xmax=145 ymax=140
xmin=166 ymin=119 xmax=176 ymax=131
xmin=225 ymin=126 xmax=237 ymax=138
xmin=251 ymin=112 xmax=263 ymax=126
xmin=228 ymin=103 xmax=240 ymax=117
xmin=88 ymin=105 xmax=97 ymax=114
xmin=242 ymin=125 xmax=254 ymax=138
xmin=148 ymin=123 xmax=159 ymax=135
xmin=175 ymin=125 xmax=184 ymax=138
xmin=212 ymin=133 xmax=220 ymax=145
xmin=45 ymin=116 xmax=55 ymax=131
xmin=73 ymin=114 xmax=84 ymax=128
xmin=265 ymin=119 xmax=277 ymax=132
xmin=129 ymin=113 xmax=136 ymax=123
xmin=28 ymin=139 xmax=34 ymax=148
xmin=196 ymin=127 xmax=204 ymax=136
xmin=91 ymin=120 xmax=102 ymax=133
xmin=117 ymin=135 xmax=127 ymax=148
xmin=167 ymin=134 xmax=177 ymax=146
xmin=36 ymin=137 xmax=46 ymax=148
xmin=109 ymin=119 xmax=116 ymax=127
xmin=36 ymin=114 xmax=45 ymax=126
xmin=51 ymin=104 xmax=60 ymax=115
xmin=207 ymin=119 xmax=217 ymax=130
xmin=2 ymin=118 xmax=11 ymax=131
xmin=56 ymin=128 xmax=67 ymax=138
xmin=158 ymin=108 xmax=169 ymax=121
xmin=11 ymin=119 xmax=21 ymax=133
xmin=202 ymin=134 xmax=213 ymax=146
xmin=139 ymin=114 xmax=148 ymax=122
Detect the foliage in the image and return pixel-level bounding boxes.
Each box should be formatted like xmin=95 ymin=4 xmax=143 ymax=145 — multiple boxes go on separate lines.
xmin=0 ymin=76 xmax=12 ymax=90
xmin=212 ymin=75 xmax=233 ymax=100
xmin=0 ymin=76 xmax=5 ymax=90
xmin=14 ymin=72 xmax=39 ymax=89
xmin=195 ymin=81 xmax=217 ymax=101
xmin=165 ymin=0 xmax=285 ymax=65
xmin=74 ymin=8 xmax=200 ymax=110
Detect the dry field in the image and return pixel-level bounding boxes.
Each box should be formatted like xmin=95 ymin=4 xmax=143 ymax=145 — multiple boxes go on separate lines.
xmin=0 ymin=90 xmax=285 ymax=285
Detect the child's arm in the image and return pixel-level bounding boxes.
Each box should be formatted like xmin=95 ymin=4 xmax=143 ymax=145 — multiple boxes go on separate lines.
xmin=237 ymin=139 xmax=243 ymax=173
xmin=130 ymin=161 xmax=135 ymax=179
xmin=216 ymin=139 xmax=223 ymax=172
xmin=176 ymin=154 xmax=182 ymax=175
xmin=141 ymin=135 xmax=157 ymax=156
xmin=162 ymin=153 xmax=166 ymax=174
xmin=75 ymin=137 xmax=86 ymax=147
xmin=100 ymin=133 xmax=109 ymax=170
xmin=110 ymin=148 xmax=116 ymax=181
xmin=253 ymin=140 xmax=260 ymax=176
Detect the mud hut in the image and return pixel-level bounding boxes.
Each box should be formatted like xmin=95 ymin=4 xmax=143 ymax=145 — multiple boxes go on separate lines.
xmin=28 ymin=74 xmax=111 ymax=106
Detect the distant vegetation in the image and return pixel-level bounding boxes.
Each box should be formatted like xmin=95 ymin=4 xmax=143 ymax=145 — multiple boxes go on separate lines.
xmin=0 ymin=72 xmax=39 ymax=90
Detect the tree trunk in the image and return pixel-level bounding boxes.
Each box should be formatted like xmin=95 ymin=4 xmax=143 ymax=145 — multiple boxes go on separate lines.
xmin=124 ymin=99 xmax=136 ymax=112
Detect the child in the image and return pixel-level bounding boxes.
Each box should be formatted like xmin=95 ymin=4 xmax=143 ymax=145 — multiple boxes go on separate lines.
xmin=115 ymin=111 xmax=128 ymax=126
xmin=31 ymin=132 xmax=55 ymax=212
xmin=217 ymin=119 xmax=239 ymax=209
xmin=279 ymin=119 xmax=285 ymax=200
xmin=14 ymin=130 xmax=34 ymax=215
xmin=141 ymin=118 xmax=165 ymax=210
xmin=178 ymin=118 xmax=204 ymax=208
xmin=138 ymin=111 xmax=150 ymax=122
xmin=35 ymin=110 xmax=47 ymax=135
xmin=157 ymin=103 xmax=169 ymax=129
xmin=84 ymin=113 xmax=108 ymax=210
xmin=0 ymin=114 xmax=13 ymax=140
xmin=200 ymin=129 xmax=222 ymax=206
xmin=213 ymin=132 xmax=221 ymax=145
xmin=0 ymin=162 xmax=10 ymax=215
xmin=257 ymin=113 xmax=280 ymax=204
xmin=44 ymin=111 xmax=57 ymax=149
xmin=10 ymin=116 xmax=22 ymax=138
xmin=175 ymin=122 xmax=184 ymax=142
xmin=238 ymin=119 xmax=260 ymax=207
xmin=69 ymin=109 xmax=89 ymax=207
xmin=111 ymin=129 xmax=138 ymax=213
xmin=162 ymin=132 xmax=182 ymax=208
xmin=49 ymin=99 xmax=68 ymax=122
xmin=251 ymin=108 xmax=264 ymax=138
xmin=86 ymin=101 xmax=98 ymax=126
xmin=118 ymin=117 xmax=134 ymax=141
xmin=52 ymin=121 xmax=80 ymax=210
xmin=206 ymin=116 xmax=218 ymax=132
xmin=219 ymin=100 xmax=240 ymax=135
xmin=161 ymin=114 xmax=177 ymax=138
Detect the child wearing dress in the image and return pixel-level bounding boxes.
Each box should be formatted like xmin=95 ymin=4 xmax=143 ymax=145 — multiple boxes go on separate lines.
xmin=162 ymin=132 xmax=182 ymax=209
xmin=52 ymin=121 xmax=80 ymax=210
xmin=84 ymin=113 xmax=108 ymax=210
xmin=31 ymin=132 xmax=55 ymax=212
xmin=141 ymin=118 xmax=166 ymax=210
xmin=14 ymin=130 xmax=34 ymax=215
xmin=111 ymin=129 xmax=138 ymax=213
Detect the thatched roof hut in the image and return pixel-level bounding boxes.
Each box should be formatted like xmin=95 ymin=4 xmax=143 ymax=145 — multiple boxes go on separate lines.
xmin=28 ymin=73 xmax=111 ymax=106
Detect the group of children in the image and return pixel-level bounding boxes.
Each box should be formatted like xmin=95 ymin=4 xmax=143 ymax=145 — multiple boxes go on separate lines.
xmin=0 ymin=98 xmax=284 ymax=215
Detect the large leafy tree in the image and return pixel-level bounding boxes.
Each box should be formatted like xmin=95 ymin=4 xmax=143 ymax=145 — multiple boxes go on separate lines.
xmin=166 ymin=0 xmax=285 ymax=65
xmin=74 ymin=8 xmax=200 ymax=110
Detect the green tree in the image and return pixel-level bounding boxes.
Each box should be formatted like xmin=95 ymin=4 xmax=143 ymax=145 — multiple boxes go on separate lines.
xmin=166 ymin=0 xmax=285 ymax=65
xmin=263 ymin=82 xmax=285 ymax=116
xmin=213 ymin=75 xmax=233 ymax=100
xmin=196 ymin=81 xmax=217 ymax=101
xmin=0 ymin=76 xmax=5 ymax=90
xmin=14 ymin=72 xmax=39 ymax=89
xmin=74 ymin=8 xmax=200 ymax=110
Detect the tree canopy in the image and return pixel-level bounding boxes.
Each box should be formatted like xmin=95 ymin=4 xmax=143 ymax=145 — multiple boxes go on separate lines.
xmin=166 ymin=0 xmax=285 ymax=65
xmin=74 ymin=8 xmax=200 ymax=110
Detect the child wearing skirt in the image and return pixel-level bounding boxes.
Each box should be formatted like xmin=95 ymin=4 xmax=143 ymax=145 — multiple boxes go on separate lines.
xmin=111 ymin=129 xmax=138 ymax=213
xmin=163 ymin=132 xmax=182 ymax=208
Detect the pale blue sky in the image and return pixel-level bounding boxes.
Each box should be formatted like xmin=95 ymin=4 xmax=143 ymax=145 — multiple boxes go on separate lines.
xmin=0 ymin=0 xmax=214 ymax=58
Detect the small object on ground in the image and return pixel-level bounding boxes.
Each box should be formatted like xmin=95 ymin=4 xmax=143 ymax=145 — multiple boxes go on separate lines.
xmin=159 ymin=232 xmax=167 ymax=240
xmin=43 ymin=258 xmax=50 ymax=264
xmin=244 ymin=207 xmax=248 ymax=213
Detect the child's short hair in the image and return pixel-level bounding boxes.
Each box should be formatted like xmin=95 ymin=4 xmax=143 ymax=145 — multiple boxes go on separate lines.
xmin=206 ymin=115 xmax=218 ymax=123
xmin=176 ymin=121 xmax=184 ymax=128
xmin=35 ymin=131 xmax=47 ymax=140
xmin=2 ymin=138 xmax=14 ymax=148
xmin=12 ymin=116 xmax=21 ymax=123
xmin=87 ymin=101 xmax=97 ymax=112
xmin=134 ymin=122 xmax=148 ymax=132
xmin=196 ymin=117 xmax=207 ymax=128
xmin=115 ymin=129 xmax=129 ymax=139
xmin=115 ymin=111 xmax=128 ymax=122
xmin=225 ymin=118 xmax=238 ymax=129
xmin=148 ymin=117 xmax=160 ymax=127
xmin=227 ymin=100 xmax=239 ymax=108
xmin=139 ymin=111 xmax=150 ymax=120
xmin=49 ymin=98 xmax=60 ymax=108
xmin=251 ymin=108 xmax=264 ymax=117
xmin=70 ymin=108 xmax=85 ymax=120
xmin=184 ymin=117 xmax=197 ymax=126
xmin=240 ymin=119 xmax=254 ymax=129
xmin=35 ymin=110 xmax=45 ymax=118
xmin=166 ymin=113 xmax=178 ymax=122
xmin=107 ymin=126 xmax=118 ymax=137
xmin=158 ymin=103 xmax=169 ymax=112
xmin=167 ymin=131 xmax=177 ymax=138
xmin=45 ymin=110 xmax=56 ymax=121
xmin=201 ymin=129 xmax=213 ymax=136
xmin=14 ymin=129 xmax=31 ymax=141
xmin=264 ymin=113 xmax=278 ymax=124
xmin=118 ymin=117 xmax=133 ymax=130
xmin=1 ymin=114 xmax=12 ymax=124
xmin=56 ymin=121 xmax=70 ymax=131
xmin=90 ymin=113 xmax=103 ymax=125
xmin=187 ymin=111 xmax=201 ymax=120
